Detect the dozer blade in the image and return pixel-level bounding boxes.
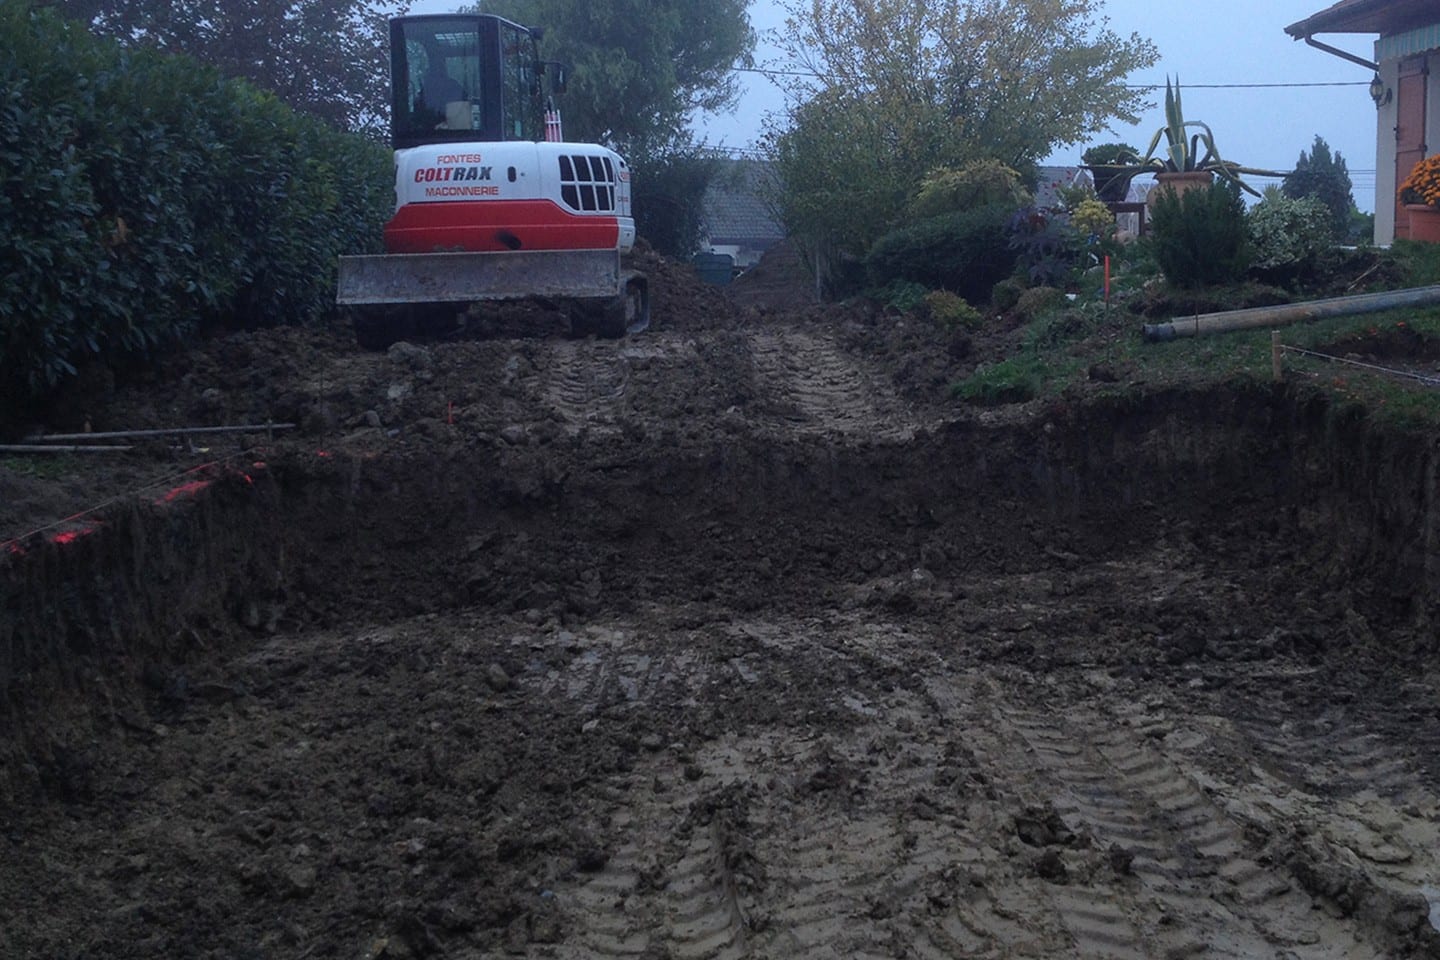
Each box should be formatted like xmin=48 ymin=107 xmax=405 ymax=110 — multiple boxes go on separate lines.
xmin=337 ymin=249 xmax=622 ymax=306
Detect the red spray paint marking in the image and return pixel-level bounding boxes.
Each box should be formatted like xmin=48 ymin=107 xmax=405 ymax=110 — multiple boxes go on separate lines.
xmin=4 ymin=519 xmax=104 ymax=556
xmin=156 ymin=479 xmax=213 ymax=504
xmin=3 ymin=457 xmax=267 ymax=561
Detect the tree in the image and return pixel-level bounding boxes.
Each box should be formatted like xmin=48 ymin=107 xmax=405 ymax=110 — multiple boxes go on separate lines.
xmin=50 ymin=0 xmax=396 ymax=132
xmin=483 ymin=0 xmax=753 ymax=154
xmin=1282 ymin=135 xmax=1356 ymax=241
xmin=766 ymin=0 xmax=1157 ymax=261
xmin=483 ymin=0 xmax=754 ymax=257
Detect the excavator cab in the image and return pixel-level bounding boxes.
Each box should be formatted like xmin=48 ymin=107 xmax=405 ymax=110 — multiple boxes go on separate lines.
xmin=390 ymin=15 xmax=550 ymax=148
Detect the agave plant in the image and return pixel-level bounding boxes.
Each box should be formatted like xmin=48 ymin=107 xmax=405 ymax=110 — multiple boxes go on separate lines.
xmin=1079 ymin=141 xmax=1146 ymax=201
xmin=1139 ymin=77 xmax=1280 ymax=197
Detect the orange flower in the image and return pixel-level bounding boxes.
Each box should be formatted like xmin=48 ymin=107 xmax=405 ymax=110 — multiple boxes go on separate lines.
xmin=1400 ymin=154 xmax=1440 ymax=206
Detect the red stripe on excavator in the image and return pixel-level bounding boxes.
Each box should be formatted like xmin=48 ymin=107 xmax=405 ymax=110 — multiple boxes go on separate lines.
xmin=384 ymin=199 xmax=620 ymax=254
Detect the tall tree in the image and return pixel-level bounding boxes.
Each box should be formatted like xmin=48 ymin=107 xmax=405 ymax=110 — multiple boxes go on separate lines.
xmin=50 ymin=0 xmax=396 ymax=132
xmin=766 ymin=0 xmax=1157 ymax=258
xmin=483 ymin=0 xmax=753 ymax=153
xmin=1282 ymin=135 xmax=1356 ymax=240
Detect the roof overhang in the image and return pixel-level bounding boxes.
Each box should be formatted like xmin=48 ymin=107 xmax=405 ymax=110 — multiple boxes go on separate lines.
xmin=1286 ymin=0 xmax=1438 ymax=38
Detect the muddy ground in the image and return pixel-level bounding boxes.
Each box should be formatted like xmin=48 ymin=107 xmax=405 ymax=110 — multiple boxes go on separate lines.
xmin=4 ymin=245 xmax=1440 ymax=959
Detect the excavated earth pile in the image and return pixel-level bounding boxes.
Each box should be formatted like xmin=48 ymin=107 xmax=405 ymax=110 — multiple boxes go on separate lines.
xmin=4 ymin=254 xmax=1440 ymax=958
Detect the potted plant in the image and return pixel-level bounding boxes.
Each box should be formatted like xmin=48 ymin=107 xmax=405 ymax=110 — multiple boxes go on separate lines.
xmin=1138 ymin=78 xmax=1280 ymax=210
xmin=1081 ymin=142 xmax=1144 ymax=202
xmin=1399 ymin=154 xmax=1440 ymax=242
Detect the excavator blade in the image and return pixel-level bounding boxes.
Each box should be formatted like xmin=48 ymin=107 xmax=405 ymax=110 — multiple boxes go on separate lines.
xmin=337 ymin=249 xmax=622 ymax=305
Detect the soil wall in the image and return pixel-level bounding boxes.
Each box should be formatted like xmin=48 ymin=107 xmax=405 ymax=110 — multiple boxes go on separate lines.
xmin=2 ymin=384 xmax=1437 ymax=799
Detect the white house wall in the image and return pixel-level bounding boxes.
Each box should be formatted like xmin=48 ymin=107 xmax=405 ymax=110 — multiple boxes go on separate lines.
xmin=1375 ymin=56 xmax=1397 ymax=244
xmin=1375 ymin=29 xmax=1440 ymax=244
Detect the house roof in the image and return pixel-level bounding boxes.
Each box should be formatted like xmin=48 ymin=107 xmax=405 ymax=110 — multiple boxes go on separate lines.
xmin=1035 ymin=166 xmax=1088 ymax=210
xmin=701 ymin=160 xmax=784 ymax=247
xmin=1285 ymin=0 xmax=1438 ymax=37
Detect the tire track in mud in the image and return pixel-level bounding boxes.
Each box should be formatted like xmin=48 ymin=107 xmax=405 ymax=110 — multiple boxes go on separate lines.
xmin=1007 ymin=707 xmax=1388 ymax=959
xmin=549 ymin=773 xmax=750 ymax=960
xmin=747 ymin=331 xmax=916 ymax=440
xmin=929 ymin=673 xmax=1401 ymax=960
xmin=1166 ymin=707 xmax=1440 ymax=954
xmin=533 ymin=624 xmax=771 ymax=959
xmin=919 ymin=677 xmax=1152 ymax=959
xmin=526 ymin=615 xmax=1435 ymax=959
xmin=539 ymin=340 xmax=633 ymax=432
xmin=1238 ymin=715 xmax=1420 ymax=801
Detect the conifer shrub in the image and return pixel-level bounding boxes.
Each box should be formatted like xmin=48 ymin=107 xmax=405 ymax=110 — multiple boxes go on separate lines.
xmin=1148 ymin=180 xmax=1251 ymax=288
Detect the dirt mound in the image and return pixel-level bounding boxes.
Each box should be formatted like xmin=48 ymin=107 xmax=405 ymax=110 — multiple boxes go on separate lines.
xmin=726 ymin=239 xmax=816 ymax=313
xmin=626 ymin=243 xmax=749 ymax=332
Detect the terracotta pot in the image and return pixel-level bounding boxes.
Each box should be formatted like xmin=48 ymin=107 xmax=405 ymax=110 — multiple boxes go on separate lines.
xmin=1404 ymin=203 xmax=1440 ymax=243
xmin=1146 ymin=170 xmax=1214 ymax=215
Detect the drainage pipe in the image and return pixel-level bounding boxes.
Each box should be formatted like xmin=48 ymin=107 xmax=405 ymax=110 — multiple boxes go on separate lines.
xmin=1301 ymin=36 xmax=1377 ymax=72
xmin=1142 ymin=284 xmax=1440 ymax=342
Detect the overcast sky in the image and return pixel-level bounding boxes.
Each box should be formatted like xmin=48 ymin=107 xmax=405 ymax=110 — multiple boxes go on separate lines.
xmin=405 ymin=0 xmax=1383 ymax=211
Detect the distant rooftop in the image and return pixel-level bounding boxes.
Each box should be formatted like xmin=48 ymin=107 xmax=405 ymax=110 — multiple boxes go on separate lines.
xmin=701 ymin=159 xmax=785 ymax=248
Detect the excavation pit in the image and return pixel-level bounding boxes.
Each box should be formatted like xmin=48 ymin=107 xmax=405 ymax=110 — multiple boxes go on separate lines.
xmin=3 ymin=334 xmax=1440 ymax=958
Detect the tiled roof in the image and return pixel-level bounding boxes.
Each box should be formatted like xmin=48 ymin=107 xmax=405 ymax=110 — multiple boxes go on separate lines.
xmin=1035 ymin=166 xmax=1088 ymax=209
xmin=1286 ymin=0 xmax=1436 ymax=37
xmin=702 ymin=160 xmax=785 ymax=247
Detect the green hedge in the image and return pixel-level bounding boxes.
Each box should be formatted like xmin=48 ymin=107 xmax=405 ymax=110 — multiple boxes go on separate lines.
xmin=0 ymin=1 xmax=393 ymax=416
xmin=864 ymin=203 xmax=1018 ymax=306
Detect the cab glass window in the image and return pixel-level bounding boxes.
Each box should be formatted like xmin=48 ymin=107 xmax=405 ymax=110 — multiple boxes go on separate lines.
xmin=394 ymin=19 xmax=483 ymax=142
xmin=500 ymin=23 xmax=539 ymax=141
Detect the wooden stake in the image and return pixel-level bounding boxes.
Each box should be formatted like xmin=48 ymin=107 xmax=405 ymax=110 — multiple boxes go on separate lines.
xmin=1271 ymin=330 xmax=1283 ymax=382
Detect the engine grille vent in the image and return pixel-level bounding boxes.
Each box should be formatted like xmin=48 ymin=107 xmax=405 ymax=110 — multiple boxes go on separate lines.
xmin=558 ymin=154 xmax=616 ymax=213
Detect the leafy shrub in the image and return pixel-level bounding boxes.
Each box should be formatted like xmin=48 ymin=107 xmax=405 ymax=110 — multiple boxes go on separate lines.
xmin=1390 ymin=239 xmax=1440 ymax=286
xmin=1007 ymin=208 xmax=1084 ymax=287
xmin=873 ymin=279 xmax=931 ymax=313
xmin=909 ymin=160 xmax=1030 ymax=219
xmin=1025 ymin=301 xmax=1107 ymax=349
xmin=0 ymin=1 xmax=392 ymax=419
xmin=1070 ymin=198 xmax=1114 ymax=238
xmin=631 ymin=148 xmax=721 ymax=258
xmin=1246 ymin=194 xmax=1332 ymax=277
xmin=1148 ymin=180 xmax=1251 ymax=288
xmin=991 ymin=277 xmax=1025 ymax=312
xmin=952 ymin=355 xmax=1047 ymax=405
xmin=923 ymin=290 xmax=983 ymax=330
xmin=1013 ymin=286 xmax=1068 ymax=323
xmin=865 ymin=203 xmax=1019 ymax=305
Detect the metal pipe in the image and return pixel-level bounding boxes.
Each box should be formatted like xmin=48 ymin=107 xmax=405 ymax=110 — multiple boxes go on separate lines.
xmin=1142 ymin=284 xmax=1440 ymax=341
xmin=0 ymin=445 xmax=134 ymax=453
xmin=21 ymin=423 xmax=295 ymax=443
xmin=1302 ymin=36 xmax=1378 ymax=72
